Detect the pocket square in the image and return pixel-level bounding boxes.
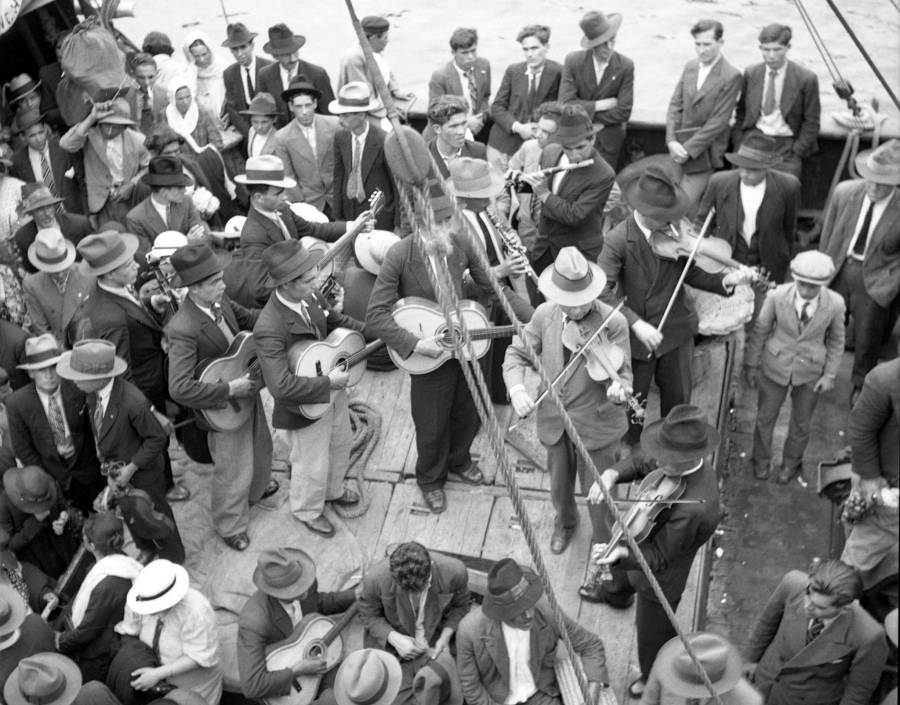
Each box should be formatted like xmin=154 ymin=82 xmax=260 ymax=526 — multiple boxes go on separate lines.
xmin=64 ymin=166 xmax=75 ymax=179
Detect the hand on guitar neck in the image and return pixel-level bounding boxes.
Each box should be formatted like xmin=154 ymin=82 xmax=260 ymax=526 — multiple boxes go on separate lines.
xmin=228 ymin=373 xmax=256 ymax=398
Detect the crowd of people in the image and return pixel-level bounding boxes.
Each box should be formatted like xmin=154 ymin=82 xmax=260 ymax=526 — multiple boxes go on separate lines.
xmin=0 ymin=5 xmax=896 ymax=705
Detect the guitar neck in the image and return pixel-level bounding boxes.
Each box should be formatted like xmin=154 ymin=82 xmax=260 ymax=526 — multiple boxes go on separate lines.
xmin=317 ymin=194 xmax=385 ymax=271
xmin=321 ymin=602 xmax=359 ymax=646
xmin=465 ymin=325 xmax=517 ymax=341
xmin=343 ymin=340 xmax=385 ymax=368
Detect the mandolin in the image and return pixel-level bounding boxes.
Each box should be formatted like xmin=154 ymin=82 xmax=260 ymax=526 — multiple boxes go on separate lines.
xmin=195 ymin=332 xmax=261 ymax=432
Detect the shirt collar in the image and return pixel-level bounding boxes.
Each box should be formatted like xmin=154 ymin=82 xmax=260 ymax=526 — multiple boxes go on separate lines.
xmin=352 ymin=122 xmax=370 ymax=143
xmin=96 ymin=378 xmax=115 ymax=407
xmin=275 ymin=290 xmax=309 ymax=317
xmin=699 ymin=54 xmax=722 ymax=71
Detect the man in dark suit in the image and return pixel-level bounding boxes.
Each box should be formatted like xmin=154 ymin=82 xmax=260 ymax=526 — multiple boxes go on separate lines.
xmin=559 ymin=10 xmax=634 ymax=170
xmin=238 ymin=548 xmax=356 ymax=702
xmin=735 ymin=24 xmax=821 ymax=179
xmin=744 ymin=560 xmax=888 ymax=705
xmin=124 ymin=53 xmax=170 ymax=136
xmin=257 ymin=23 xmax=335 ymax=126
xmin=428 ymin=27 xmax=492 ymax=139
xmin=427 ymin=95 xmax=486 ymax=180
xmin=10 ymin=108 xmax=84 ymax=216
xmin=13 ymin=184 xmax=92 ymax=275
xmin=165 ymin=244 xmax=275 ymax=552
xmin=6 ymin=334 xmax=104 ymax=513
xmin=849 ymin=356 xmax=900 ymax=496
xmin=220 ymin=228 xmax=272 ymax=309
xmin=665 ymin=19 xmax=742 ymax=208
xmin=359 ymin=542 xmax=469 ymax=705
xmin=0 ymin=319 xmax=28 ymax=391
xmin=487 ymin=24 xmax=562 ymax=169
xmin=221 ymin=23 xmax=275 ymax=140
xmin=330 ymin=82 xmax=398 ymax=231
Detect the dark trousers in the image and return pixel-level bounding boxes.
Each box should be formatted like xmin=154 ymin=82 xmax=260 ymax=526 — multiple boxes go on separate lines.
xmin=67 ymin=474 xmax=107 ymax=514
xmin=128 ymin=468 xmax=185 ymax=562
xmin=636 ymin=588 xmax=682 ymax=680
xmin=410 ymin=360 xmax=481 ymax=492
xmin=752 ymin=373 xmax=819 ymax=471
xmin=627 ymin=341 xmax=693 ymax=446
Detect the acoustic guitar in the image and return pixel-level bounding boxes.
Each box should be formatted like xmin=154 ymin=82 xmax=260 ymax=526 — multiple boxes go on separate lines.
xmin=196 ymin=331 xmax=261 ymax=432
xmin=264 ymin=604 xmax=359 ymax=705
xmin=388 ymin=296 xmax=516 ymax=375
xmin=288 ymin=329 xmax=385 ymax=419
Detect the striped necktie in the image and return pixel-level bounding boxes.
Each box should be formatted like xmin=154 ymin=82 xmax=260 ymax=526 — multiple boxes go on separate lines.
xmin=40 ymin=150 xmax=57 ymax=195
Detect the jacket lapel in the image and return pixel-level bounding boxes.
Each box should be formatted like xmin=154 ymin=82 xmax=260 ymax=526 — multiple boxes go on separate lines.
xmin=778 ymin=286 xmax=801 ymax=337
xmin=268 ymin=596 xmax=294 ymax=639
xmin=447 ymin=62 xmax=463 ymax=96
xmin=626 ymin=219 xmax=659 ymax=284
xmin=361 ymin=128 xmax=380 ymax=181
xmin=868 ymin=189 xmax=899 ymax=252
xmin=483 ymin=619 xmax=511 ymax=686
xmin=95 ymin=378 xmax=121 ymax=442
xmin=60 ymin=382 xmax=84 ymax=433
xmin=799 ymin=288 xmax=831 ymax=338
xmin=693 ymin=60 xmax=718 ymax=104
xmin=784 ymin=608 xmax=854 ymax=670
xmin=780 ymin=62 xmax=799 ymax=117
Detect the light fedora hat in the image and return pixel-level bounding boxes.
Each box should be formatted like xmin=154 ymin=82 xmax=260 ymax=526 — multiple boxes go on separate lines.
xmin=329 ymin=81 xmax=381 ymax=114
xmin=855 ymin=138 xmax=900 ymax=185
xmin=654 ymin=632 xmax=750 ymax=702
xmin=56 ymin=339 xmax=128 ymax=382
xmin=252 ymin=547 xmax=317 ymax=600
xmin=412 ymin=649 xmax=463 ymax=705
xmin=28 ymin=228 xmax=75 ymax=273
xmin=334 ymin=649 xmax=402 ymax=705
xmin=538 ymin=246 xmax=607 ymax=307
xmin=0 ymin=585 xmax=28 ymax=639
xmin=17 ymin=333 xmax=63 ymax=371
xmin=3 ymin=653 xmax=82 ymax=705
xmin=77 ymin=231 xmax=140 ymax=277
xmin=289 ymin=202 xmax=329 ymax=223
xmin=235 ymin=154 xmax=297 ymax=189
xmin=355 ymin=230 xmax=400 ymax=275
xmin=448 ymin=157 xmax=505 ymax=199
xmin=127 ymin=559 xmax=190 ymax=615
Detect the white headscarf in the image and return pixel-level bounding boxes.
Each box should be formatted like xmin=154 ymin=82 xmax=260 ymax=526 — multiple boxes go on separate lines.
xmin=181 ymin=31 xmax=228 ymax=120
xmin=70 ymin=553 xmax=143 ymax=627
xmin=165 ymin=76 xmax=203 ymax=153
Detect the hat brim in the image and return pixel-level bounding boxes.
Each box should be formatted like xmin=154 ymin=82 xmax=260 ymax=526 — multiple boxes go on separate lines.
xmin=415 ymin=649 xmax=464 ymax=705
xmin=854 ymin=148 xmax=900 ymax=185
xmin=28 ymin=239 xmax=75 ymax=273
xmin=641 ymin=419 xmax=720 ymax=464
xmin=222 ymin=32 xmax=258 ymax=48
xmin=14 ymin=111 xmax=47 ymax=134
xmin=617 ymin=154 xmax=684 ymax=190
xmin=3 ymin=652 xmax=82 ymax=705
xmin=8 ymin=80 xmax=42 ymax=103
xmin=537 ymin=261 xmax=607 ymax=307
xmin=654 ymin=633 xmax=743 ymax=698
xmin=98 ymin=115 xmax=136 ymax=126
xmin=56 ymin=350 xmax=128 ymax=382
xmin=240 ymin=107 xmax=280 ymax=117
xmin=264 ymin=248 xmax=324 ymax=288
xmin=77 ymin=233 xmax=140 ymax=277
xmin=481 ymin=570 xmax=544 ymax=621
xmin=234 ymin=173 xmax=297 ymax=189
xmin=252 ymin=548 xmax=317 ymax=599
xmin=0 ymin=586 xmax=27 ymax=638
xmin=724 ymin=152 xmax=777 ymax=170
xmin=263 ymin=36 xmax=306 ymax=54
xmin=580 ymin=14 xmax=622 ymax=48
xmin=127 ymin=563 xmax=190 ymax=615
xmin=2 ymin=467 xmax=58 ymax=515
xmin=328 ymin=98 xmax=382 ymax=114
xmin=622 ymin=177 xmax=693 ymax=222
xmin=334 ymin=650 xmax=403 ymax=705
xmin=169 ymin=250 xmax=232 ymax=288
xmin=355 ymin=230 xmax=400 ymax=275
xmin=452 ymin=170 xmax=506 ymax=199
xmin=791 ymin=273 xmax=830 ymax=286
xmin=23 ymin=195 xmax=65 ymax=212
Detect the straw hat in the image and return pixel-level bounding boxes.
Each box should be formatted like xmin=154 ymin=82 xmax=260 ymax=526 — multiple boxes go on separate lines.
xmin=334 ymin=649 xmax=402 ymax=705
xmin=448 ymin=158 xmax=505 ymax=199
xmin=854 ymin=138 xmax=900 ymax=185
xmin=16 ymin=333 xmax=63 ymax=371
xmin=235 ymin=154 xmax=297 ymax=189
xmin=790 ymin=251 xmax=835 ymax=286
xmin=28 ymin=228 xmax=75 ymax=273
xmin=329 ymin=82 xmax=381 ymax=114
xmin=537 ymin=246 xmax=606 ymax=307
xmin=579 ymin=11 xmax=622 ymax=48
xmin=127 ymin=559 xmax=190 ymax=615
xmin=0 ymin=585 xmax=27 ymax=638
xmin=355 ymin=230 xmax=400 ymax=275
xmin=412 ymin=650 xmax=463 ymax=705
xmin=641 ymin=405 xmax=720 ymax=466
xmin=2 ymin=466 xmax=58 ymax=515
xmin=3 ymin=653 xmax=82 ymax=705
xmin=263 ymin=240 xmax=323 ymax=287
xmin=481 ymin=558 xmax=543 ymax=621
xmin=252 ymin=547 xmax=317 ymax=599
xmin=56 ymin=338 xmax=128 ymax=382
xmin=76 ymin=231 xmax=139 ymax=277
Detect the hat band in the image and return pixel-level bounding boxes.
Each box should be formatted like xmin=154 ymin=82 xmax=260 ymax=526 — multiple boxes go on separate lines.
xmin=245 ymin=168 xmax=287 ymax=181
xmin=493 ymin=574 xmax=531 ymax=604
xmin=428 ymin=661 xmax=451 ymax=703
xmin=675 ymin=657 xmax=727 ymax=685
xmin=23 ymin=348 xmax=62 ymax=365
xmin=71 ymin=356 xmax=115 ymax=375
xmin=338 ymin=95 xmax=371 ymax=108
xmin=736 ymin=146 xmax=774 ymax=163
xmin=18 ymin=669 xmax=68 ymax=702
xmin=88 ymin=240 xmax=127 ymax=269
xmin=550 ymin=266 xmax=593 ymax=293
xmin=135 ymin=575 xmax=177 ymax=602
xmin=36 ymin=247 xmax=69 ymax=265
xmin=659 ymin=424 xmax=708 ymax=451
xmin=18 ymin=486 xmax=52 ymax=506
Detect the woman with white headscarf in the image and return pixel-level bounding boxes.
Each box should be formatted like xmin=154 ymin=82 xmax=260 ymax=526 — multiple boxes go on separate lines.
xmin=181 ymin=31 xmax=228 ymax=122
xmin=164 ymin=76 xmax=224 ymax=154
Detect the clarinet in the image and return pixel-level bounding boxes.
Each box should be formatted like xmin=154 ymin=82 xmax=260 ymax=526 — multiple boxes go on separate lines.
xmin=483 ymin=207 xmax=539 ymax=285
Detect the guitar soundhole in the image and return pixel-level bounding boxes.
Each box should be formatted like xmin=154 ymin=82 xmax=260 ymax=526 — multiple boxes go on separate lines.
xmin=439 ymin=326 xmax=461 ymax=348
xmin=336 ymin=356 xmax=349 ymax=371
xmin=307 ymin=642 xmax=325 ymax=659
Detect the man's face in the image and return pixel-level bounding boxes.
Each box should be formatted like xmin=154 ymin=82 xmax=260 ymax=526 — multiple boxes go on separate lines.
xmin=796 ymin=281 xmax=821 ymax=301
xmin=273 ymin=50 xmax=299 ymax=70
xmin=561 ymin=303 xmax=593 ymax=321
xmin=133 ymin=64 xmax=157 ymax=89
xmin=98 ymin=123 xmax=126 ymax=141
xmin=436 ymin=112 xmax=468 ymax=150
xmin=74 ymin=378 xmax=107 ymax=394
xmin=17 ymin=92 xmax=41 ymax=113
xmin=174 ymin=87 xmax=192 ymax=115
xmin=23 ymin=123 xmax=48 ymax=152
xmin=29 ymin=367 xmax=60 ymax=395
xmin=864 ymin=181 xmax=894 ymax=202
xmin=107 ymin=258 xmax=138 ymax=288
xmin=452 ymin=45 xmax=479 ymax=71
xmin=738 ymin=167 xmax=767 ymax=187
xmin=31 ymin=204 xmax=58 ymax=229
xmin=535 ymin=117 xmax=559 ymax=148
xmin=503 ymin=607 xmax=534 ymax=630
xmin=280 ymin=268 xmax=319 ymax=302
xmin=562 ymin=137 xmax=593 ymax=164
xmin=693 ymin=29 xmax=723 ymax=65
xmin=254 ymin=186 xmax=285 ymax=212
xmin=591 ymin=37 xmax=615 ymax=63
xmin=290 ymin=95 xmax=317 ymax=127
xmin=368 ymin=32 xmax=389 ymax=53
xmin=230 ymin=41 xmax=255 ymax=67
xmin=160 ymin=185 xmax=186 ymax=204
xmin=190 ymin=271 xmax=227 ymax=307
xmin=188 ymin=43 xmax=213 ymax=69
xmin=804 ymin=586 xmax=844 ymax=621
xmin=159 ymin=140 xmax=182 ymax=157
xmin=251 ymin=115 xmax=275 ymax=135
xmin=759 ymin=41 xmax=789 ymax=70
xmin=338 ymin=111 xmax=368 ymax=134
xmin=520 ymin=36 xmax=548 ymax=68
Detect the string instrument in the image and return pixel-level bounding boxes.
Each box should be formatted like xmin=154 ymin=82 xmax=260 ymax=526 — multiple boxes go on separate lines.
xmin=264 ymin=604 xmax=359 ymax=705
xmin=505 ymin=159 xmax=595 ymax=192
xmin=144 ymin=255 xmax=180 ymax=315
xmin=195 ymin=331 xmax=262 ymax=432
xmin=288 ymin=329 xmax=385 ymax=419
xmin=389 ymin=296 xmax=516 ymax=375
xmin=482 ymin=206 xmax=539 ymax=285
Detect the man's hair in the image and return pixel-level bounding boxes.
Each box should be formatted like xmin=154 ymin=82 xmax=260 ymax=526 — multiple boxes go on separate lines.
xmin=389 ymin=542 xmax=432 ymax=592
xmin=808 ymin=560 xmax=862 ymax=607
xmin=145 ymin=127 xmax=184 ymax=154
xmin=758 ymin=23 xmax=792 ymax=45
xmin=428 ymin=95 xmax=469 ymax=126
xmin=534 ymin=100 xmax=564 ymax=123
xmin=142 ymin=31 xmax=174 ymax=56
xmin=449 ymin=27 xmax=478 ymax=51
xmin=83 ymin=513 xmax=125 ymax=555
xmin=131 ymin=52 xmax=158 ymax=73
xmin=516 ymin=24 xmax=550 ymax=45
xmin=691 ymin=19 xmax=724 ymax=40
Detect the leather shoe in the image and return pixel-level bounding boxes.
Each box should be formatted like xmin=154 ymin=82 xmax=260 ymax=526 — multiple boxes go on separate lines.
xmin=578 ymin=582 xmax=636 ymax=608
xmin=302 ymin=515 xmax=335 ymax=537
xmin=223 ymin=532 xmax=250 ymax=551
xmin=423 ymin=489 xmax=447 ymax=514
xmin=775 ymin=465 xmax=801 ymax=485
xmin=752 ymin=461 xmax=769 ymax=481
xmin=450 ymin=463 xmax=484 ymax=485
xmin=251 ymin=479 xmax=280 ymax=505
xmin=628 ymin=678 xmax=646 ymax=699
xmin=550 ymin=527 xmax=574 ymax=554
xmin=165 ymin=484 xmax=190 ymax=502
xmin=331 ymin=488 xmax=360 ymax=506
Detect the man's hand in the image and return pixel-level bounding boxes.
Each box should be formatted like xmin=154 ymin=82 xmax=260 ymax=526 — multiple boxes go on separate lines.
xmin=742 ymin=662 xmax=758 ymax=681
xmin=632 ymin=320 xmax=663 ymax=351
xmin=292 ymin=657 xmax=328 ymax=676
xmin=587 ymin=469 xmax=619 ymax=503
xmin=594 ymin=97 xmax=618 ymax=112
xmin=743 ymin=366 xmax=758 ymax=389
xmin=430 ymin=632 xmax=452 ymax=660
xmin=149 ymin=294 xmax=173 ymax=314
xmin=228 ymin=374 xmax=256 ymax=398
xmin=667 ymin=140 xmax=689 ymax=164
xmin=492 ymin=255 xmax=527 ymax=280
xmin=512 ymin=122 xmax=536 ymax=140
xmin=348 ymin=211 xmax=375 ymax=235
xmin=387 ymin=632 xmax=427 ymax=660
xmin=857 ymin=476 xmax=888 ymax=499
xmin=327 ymin=368 xmax=350 ymax=390
xmin=130 ymin=666 xmax=165 ymax=691
xmin=519 ymin=172 xmax=550 ymax=201
xmin=90 ymin=100 xmax=117 ymax=123
xmin=510 ymin=388 xmax=536 ymax=418
xmin=723 ymin=265 xmax=755 ymax=289
xmin=813 ymin=375 xmax=834 ymax=394
xmin=51 ymin=511 xmax=69 ymax=536
xmin=414 ymin=337 xmax=444 ymax=359
xmin=607 ymin=379 xmax=630 ymax=404
xmin=467 ymin=113 xmax=485 ymax=135
xmin=598 ymin=544 xmax=629 ymax=565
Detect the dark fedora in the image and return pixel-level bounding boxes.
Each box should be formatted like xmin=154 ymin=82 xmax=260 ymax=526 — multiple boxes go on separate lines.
xmin=616 ymin=153 xmax=684 ymax=191
xmin=169 ymin=243 xmax=228 ymax=287
xmin=141 ymin=155 xmax=192 ymax=188
xmin=482 ymin=558 xmax=543 ymax=621
xmin=554 ymin=107 xmax=594 ymax=147
xmin=240 ymin=92 xmax=279 ymax=117
xmin=412 ymin=650 xmax=463 ymax=705
xmin=12 ymin=107 xmax=46 ymax=134
xmin=263 ymin=23 xmax=306 ymax=55
xmin=252 ymin=547 xmax=317 ymax=599
xmin=3 ymin=466 xmax=58 ymax=515
xmin=725 ymin=133 xmax=780 ymax=170
xmin=20 ymin=183 xmax=63 ymax=214
xmin=263 ymin=240 xmax=323 ymax=287
xmin=622 ymin=164 xmax=692 ymax=221
xmin=281 ymin=75 xmax=321 ymax=104
xmin=5 ymin=74 xmax=41 ymax=105
xmin=641 ymin=404 xmax=720 ymax=466
xmin=77 ymin=231 xmax=140 ymax=277
xmin=222 ymin=22 xmax=257 ymax=48
xmin=579 ymin=11 xmax=622 ymax=49
xmin=116 ymin=489 xmax=178 ymax=541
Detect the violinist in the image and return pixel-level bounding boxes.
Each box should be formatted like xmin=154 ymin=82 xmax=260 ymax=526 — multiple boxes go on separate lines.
xmin=502 ymin=247 xmax=631 ymax=556
xmin=585 ymin=404 xmax=722 ymax=700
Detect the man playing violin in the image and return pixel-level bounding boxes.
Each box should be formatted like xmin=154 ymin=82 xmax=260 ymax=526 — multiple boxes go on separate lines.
xmin=503 ymin=246 xmax=631 ymax=556
xmin=585 ymin=404 xmax=722 ymax=700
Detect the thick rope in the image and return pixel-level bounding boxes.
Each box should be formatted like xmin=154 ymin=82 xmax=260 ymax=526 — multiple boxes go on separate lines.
xmin=331 ymin=399 xmax=381 ymax=520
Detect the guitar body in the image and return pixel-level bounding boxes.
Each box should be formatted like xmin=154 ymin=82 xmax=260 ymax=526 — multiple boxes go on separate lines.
xmin=196 ymin=331 xmax=259 ymax=432
xmin=288 ymin=329 xmax=367 ymax=420
xmin=263 ymin=614 xmax=345 ymax=705
xmin=388 ymin=296 xmax=493 ymax=375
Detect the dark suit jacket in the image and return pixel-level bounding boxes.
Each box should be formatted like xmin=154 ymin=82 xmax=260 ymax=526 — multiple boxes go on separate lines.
xmin=13 ymin=213 xmax=93 ymax=275
xmin=332 ymin=125 xmax=397 ymax=231
xmin=0 ymin=489 xmax=78 ymax=578
xmin=745 ymin=570 xmax=888 ymax=705
xmin=239 ymin=203 xmax=344 ymax=259
xmin=125 ymin=196 xmax=204 ymax=252
xmin=6 ymin=380 xmax=102 ymax=489
xmin=11 ymin=137 xmax=85 ymax=215
xmin=0 ymin=319 xmax=28 ymax=389
xmin=237 ymin=582 xmax=355 ymax=700
xmin=254 ymin=293 xmax=363 ymax=430
xmin=532 ymin=144 xmax=614 ymax=262
xmin=736 ymin=60 xmax=821 ymax=158
xmin=848 ymin=357 xmax=900 ymax=484
xmin=428 ymin=58 xmax=492 ymax=117
xmin=223 ymin=249 xmax=272 ymax=310
xmin=257 ymin=59 xmax=335 ymax=127
xmin=428 ymin=139 xmax=486 ymax=180
xmin=488 ymin=59 xmax=563 ymax=156
xmin=457 ymin=601 xmax=608 ymax=705
xmin=597 ymin=216 xmax=730 ymax=359
xmin=223 ymin=56 xmax=274 ymax=138
xmin=697 ymin=169 xmax=801 ymax=282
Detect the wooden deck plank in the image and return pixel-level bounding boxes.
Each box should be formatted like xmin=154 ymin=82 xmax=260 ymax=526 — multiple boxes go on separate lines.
xmin=336 ymin=480 xmax=396 ymax=569
xmin=469 ymin=403 xmax=514 ymax=484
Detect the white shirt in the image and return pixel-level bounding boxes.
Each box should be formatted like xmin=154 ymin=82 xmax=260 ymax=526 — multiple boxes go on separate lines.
xmin=592 ymin=56 xmax=609 ymax=86
xmin=794 ymin=290 xmax=818 ymax=322
xmin=525 ymin=64 xmax=544 ymax=93
xmin=105 ymin=134 xmax=125 ymax=184
xmin=300 ymin=122 xmax=317 ymax=159
xmin=253 ymin=203 xmax=292 ymax=240
xmin=94 ymin=378 xmax=115 ymax=423
xmin=36 ymin=388 xmax=73 ymax=440
xmin=248 ymin=129 xmax=270 ymax=158
xmin=755 ymin=66 xmax=794 ymax=136
xmin=501 ymin=623 xmax=537 ymax=704
xmin=846 ymin=190 xmax=894 ymax=260
xmin=150 ymin=195 xmax=169 ymax=227
xmin=280 ymin=63 xmax=297 ymax=91
xmin=275 ymin=290 xmax=313 ymax=327
xmin=739 ymin=178 xmax=767 ymax=245
xmin=551 ymin=154 xmax=570 ymax=194
xmin=696 ymin=55 xmax=721 ymax=91
xmin=241 ymin=57 xmax=258 ymax=105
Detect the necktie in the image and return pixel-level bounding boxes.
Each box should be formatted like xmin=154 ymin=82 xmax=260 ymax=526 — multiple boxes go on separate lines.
xmin=152 ymin=618 xmax=165 ymax=662
xmin=346 ymin=136 xmax=365 ymax=202
xmin=304 ymin=126 xmax=316 ymax=159
xmin=272 ymin=212 xmax=291 ymax=240
xmin=40 ymin=150 xmax=57 ymax=195
xmin=47 ymin=393 xmax=74 ymax=458
xmin=92 ymin=395 xmax=105 ymax=435
xmin=762 ymin=70 xmax=777 ymax=115
xmin=526 ymin=72 xmax=538 ymax=118
xmin=140 ymin=88 xmax=153 ymax=134
xmin=852 ymin=202 xmax=874 ymax=258
xmin=800 ymin=301 xmax=811 ymax=328
xmin=244 ymin=66 xmax=255 ymax=100
xmin=165 ymin=204 xmax=174 ymax=229
xmin=806 ymin=617 xmax=825 ymax=644
xmin=466 ymin=68 xmax=479 ymax=112
xmin=211 ymin=303 xmax=235 ymax=343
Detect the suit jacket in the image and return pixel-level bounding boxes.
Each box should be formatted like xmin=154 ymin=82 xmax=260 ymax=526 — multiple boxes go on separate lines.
xmin=665 ymin=57 xmax=742 ymax=169
xmin=503 ymin=300 xmax=630 ymax=449
xmin=488 ymin=59 xmax=563 ymax=155
xmin=428 ymin=58 xmax=492 ymax=117
xmin=10 ymin=137 xmax=85 ymax=215
xmin=125 ymin=84 xmax=169 ymax=132
xmin=22 ymin=267 xmax=94 ymax=343
xmin=358 ymin=553 xmax=469 ymax=649
xmin=745 ymin=283 xmax=845 ymax=387
xmin=223 ymin=249 xmax=272 ymax=310
xmin=456 ymin=601 xmax=608 ymax=705
xmin=239 ymin=203 xmax=345 ymax=259
xmin=254 ymin=293 xmax=363 ymax=430
xmin=6 ymin=380 xmax=102 ymax=489
xmin=332 ymin=125 xmax=398 ymax=231
xmin=256 ymin=59 xmax=335 ymax=127
xmin=0 ymin=319 xmax=28 ymax=389
xmin=273 ymin=115 xmax=340 ymax=210
xmin=237 ymin=583 xmax=355 ymax=700
xmin=125 ymin=196 xmax=204 ymax=252
xmin=848 ymin=358 xmax=900 ymax=483
xmin=597 ymin=216 xmax=730 ymax=360
xmin=698 ymin=169 xmax=801 ymax=283
xmin=533 ymin=144 xmax=614 ymax=261
xmin=736 ymin=60 xmax=821 ymax=158
xmin=428 ymin=139 xmax=486 ymax=180
xmin=244 ymin=126 xmax=278 ymax=159
xmin=13 ymin=213 xmax=93 ymax=275
xmin=745 ymin=570 xmax=889 ymax=705
xmin=819 ymin=180 xmax=900 ymax=307
xmin=222 ymin=56 xmax=275 ymax=137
